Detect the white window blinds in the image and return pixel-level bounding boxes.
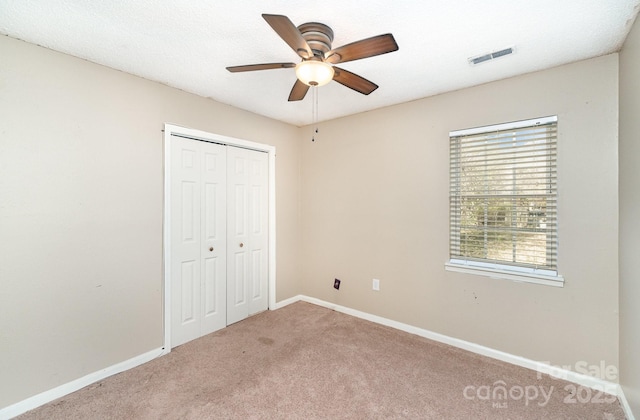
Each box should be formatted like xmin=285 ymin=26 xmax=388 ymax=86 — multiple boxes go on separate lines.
xmin=449 ymin=116 xmax=558 ymax=274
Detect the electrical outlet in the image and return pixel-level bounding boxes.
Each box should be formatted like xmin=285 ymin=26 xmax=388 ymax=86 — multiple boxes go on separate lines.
xmin=373 ymin=278 xmax=380 ymax=291
xmin=334 ymin=278 xmax=341 ymax=290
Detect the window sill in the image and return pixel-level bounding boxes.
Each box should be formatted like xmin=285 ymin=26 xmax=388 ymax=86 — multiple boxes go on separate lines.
xmin=445 ymin=261 xmax=564 ymax=287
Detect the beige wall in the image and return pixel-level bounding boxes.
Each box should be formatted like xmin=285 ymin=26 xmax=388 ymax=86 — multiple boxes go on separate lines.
xmin=301 ymin=54 xmax=620 ymax=369
xmin=0 ymin=36 xmax=301 ymax=408
xmin=620 ymin=13 xmax=640 ymax=418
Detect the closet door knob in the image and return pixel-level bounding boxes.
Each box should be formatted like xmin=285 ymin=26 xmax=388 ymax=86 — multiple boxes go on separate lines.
xmin=239 ymin=243 xmax=244 ymax=248
xmin=209 ymin=247 xmax=214 ymax=252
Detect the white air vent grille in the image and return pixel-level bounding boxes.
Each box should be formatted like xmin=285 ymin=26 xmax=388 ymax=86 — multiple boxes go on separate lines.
xmin=469 ymin=47 xmax=514 ymax=65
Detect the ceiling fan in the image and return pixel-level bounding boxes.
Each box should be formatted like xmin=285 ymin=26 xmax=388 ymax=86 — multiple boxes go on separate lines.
xmin=226 ymin=14 xmax=399 ymax=101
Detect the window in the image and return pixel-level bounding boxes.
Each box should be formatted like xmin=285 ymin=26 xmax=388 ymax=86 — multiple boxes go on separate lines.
xmin=446 ymin=116 xmax=563 ymax=286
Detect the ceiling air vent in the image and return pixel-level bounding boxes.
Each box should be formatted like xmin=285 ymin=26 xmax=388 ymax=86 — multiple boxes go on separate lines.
xmin=469 ymin=47 xmax=514 ymax=65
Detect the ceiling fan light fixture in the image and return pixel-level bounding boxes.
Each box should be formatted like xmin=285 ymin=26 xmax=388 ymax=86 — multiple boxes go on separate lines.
xmin=295 ymin=60 xmax=334 ymax=87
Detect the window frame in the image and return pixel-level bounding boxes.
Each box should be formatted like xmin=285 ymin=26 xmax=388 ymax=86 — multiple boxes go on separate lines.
xmin=445 ymin=116 xmax=564 ymax=287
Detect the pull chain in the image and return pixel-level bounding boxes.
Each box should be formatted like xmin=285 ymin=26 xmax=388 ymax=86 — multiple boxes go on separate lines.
xmin=311 ymin=85 xmax=319 ymax=142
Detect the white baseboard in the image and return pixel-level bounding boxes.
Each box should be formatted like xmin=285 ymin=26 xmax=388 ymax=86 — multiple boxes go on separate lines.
xmin=273 ymin=295 xmax=301 ymax=310
xmin=284 ymin=295 xmax=624 ymax=400
xmin=0 ymin=347 xmax=167 ymax=419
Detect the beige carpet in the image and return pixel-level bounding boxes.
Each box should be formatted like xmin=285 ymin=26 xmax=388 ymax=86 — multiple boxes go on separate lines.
xmin=19 ymin=301 xmax=625 ymax=419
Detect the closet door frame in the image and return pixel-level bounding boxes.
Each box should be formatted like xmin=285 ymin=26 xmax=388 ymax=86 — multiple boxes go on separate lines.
xmin=162 ymin=123 xmax=276 ymax=352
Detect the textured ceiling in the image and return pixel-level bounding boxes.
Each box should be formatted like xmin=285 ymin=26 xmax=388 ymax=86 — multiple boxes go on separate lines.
xmin=1 ymin=1 xmax=639 ymax=126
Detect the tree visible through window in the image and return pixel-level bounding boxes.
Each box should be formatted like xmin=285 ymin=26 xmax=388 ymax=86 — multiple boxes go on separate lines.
xmin=449 ymin=117 xmax=558 ymax=274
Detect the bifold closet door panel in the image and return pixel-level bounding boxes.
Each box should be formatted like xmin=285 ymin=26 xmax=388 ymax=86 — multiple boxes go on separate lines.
xmin=199 ymin=141 xmax=227 ymax=336
xmin=170 ymin=136 xmax=226 ymax=346
xmin=227 ymin=147 xmax=268 ymax=325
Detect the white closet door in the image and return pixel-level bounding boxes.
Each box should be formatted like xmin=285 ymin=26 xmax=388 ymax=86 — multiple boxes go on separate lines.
xmin=247 ymin=148 xmax=269 ymax=316
xmin=171 ymin=136 xmax=226 ymax=347
xmin=200 ymin=141 xmax=227 ymax=336
xmin=227 ymin=147 xmax=268 ymax=325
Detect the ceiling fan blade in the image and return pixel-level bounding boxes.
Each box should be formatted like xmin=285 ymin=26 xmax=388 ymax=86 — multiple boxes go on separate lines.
xmin=262 ymin=14 xmax=313 ymax=59
xmin=332 ymin=67 xmax=378 ymax=95
xmin=326 ymin=34 xmax=398 ymax=64
xmin=288 ymin=79 xmax=310 ymax=101
xmin=226 ymin=63 xmax=296 ymax=72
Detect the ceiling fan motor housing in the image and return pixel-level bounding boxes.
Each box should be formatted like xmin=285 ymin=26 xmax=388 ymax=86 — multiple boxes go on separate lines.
xmin=297 ymin=22 xmax=334 ymax=59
